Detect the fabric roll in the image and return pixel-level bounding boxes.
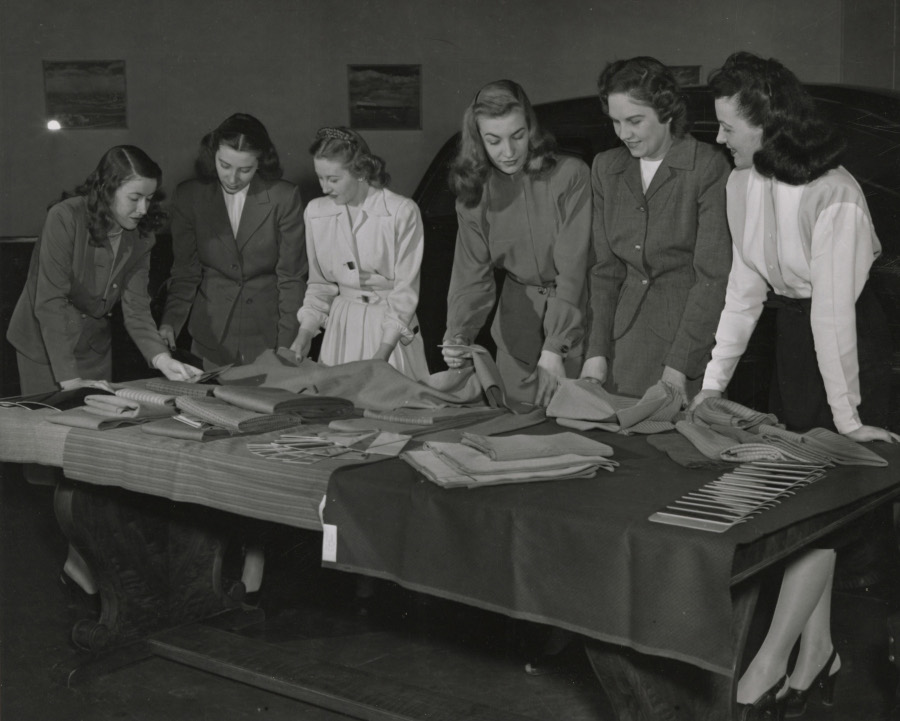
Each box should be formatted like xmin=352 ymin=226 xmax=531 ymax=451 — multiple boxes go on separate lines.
xmin=140 ymin=418 xmax=233 ymax=441
xmin=83 ymin=394 xmax=175 ymax=420
xmin=175 ymin=397 xmax=303 ymax=434
xmin=48 ymin=407 xmax=147 ymax=430
xmin=689 ymin=397 xmax=780 ymax=431
xmin=146 ymin=378 xmax=218 ymax=398
xmin=460 ymin=431 xmax=613 ymax=461
xmin=424 ymin=440 xmax=619 ymax=475
xmin=801 ymin=427 xmax=887 ymax=467
xmin=213 ymin=385 xmax=354 ymax=419
xmin=674 ymin=420 xmax=739 ymax=460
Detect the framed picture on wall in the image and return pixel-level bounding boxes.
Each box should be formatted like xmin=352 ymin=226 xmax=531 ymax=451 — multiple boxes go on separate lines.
xmin=668 ymin=65 xmax=702 ymax=86
xmin=348 ymin=64 xmax=421 ymax=130
xmin=43 ymin=60 xmax=127 ymax=129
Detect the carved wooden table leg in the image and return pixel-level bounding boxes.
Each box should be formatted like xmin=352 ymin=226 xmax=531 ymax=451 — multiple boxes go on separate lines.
xmin=583 ymin=582 xmax=760 ymax=721
xmin=53 ymin=479 xmax=241 ymax=654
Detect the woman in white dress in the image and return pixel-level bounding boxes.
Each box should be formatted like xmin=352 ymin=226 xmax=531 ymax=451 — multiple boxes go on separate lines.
xmin=291 ymin=127 xmax=429 ymax=380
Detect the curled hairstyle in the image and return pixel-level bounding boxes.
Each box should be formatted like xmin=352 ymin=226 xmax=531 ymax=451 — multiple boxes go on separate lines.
xmin=309 ymin=127 xmax=390 ymax=188
xmin=194 ymin=113 xmax=283 ymax=182
xmin=449 ymin=79 xmax=558 ymax=208
xmin=62 ymin=145 xmax=165 ymax=246
xmin=597 ymin=56 xmax=689 ymax=138
xmin=708 ymin=51 xmax=845 ymax=184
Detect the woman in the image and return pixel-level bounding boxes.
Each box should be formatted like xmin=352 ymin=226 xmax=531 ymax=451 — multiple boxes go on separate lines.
xmin=443 ymin=79 xmax=591 ymax=406
xmin=159 ymin=113 xmax=307 ymax=368
xmin=580 ymin=56 xmax=731 ymax=403
xmin=7 ymin=145 xmax=200 ymax=394
xmin=291 ymin=127 xmax=429 ymax=380
xmin=691 ymin=52 xmax=899 ymax=718
xmin=6 ymin=145 xmax=200 ymax=595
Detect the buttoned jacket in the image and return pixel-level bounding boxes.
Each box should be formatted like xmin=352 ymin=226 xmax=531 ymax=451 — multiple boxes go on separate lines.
xmin=161 ymin=175 xmax=307 ymax=366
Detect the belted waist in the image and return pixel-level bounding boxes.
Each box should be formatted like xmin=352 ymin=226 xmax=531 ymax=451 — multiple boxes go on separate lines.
xmin=764 ymin=289 xmax=811 ymax=314
xmin=338 ymin=286 xmax=392 ymax=304
xmin=506 ymin=274 xmax=557 ymax=296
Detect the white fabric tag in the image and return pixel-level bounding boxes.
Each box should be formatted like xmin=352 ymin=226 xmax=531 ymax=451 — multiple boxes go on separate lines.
xmin=322 ymin=523 xmax=337 ymax=562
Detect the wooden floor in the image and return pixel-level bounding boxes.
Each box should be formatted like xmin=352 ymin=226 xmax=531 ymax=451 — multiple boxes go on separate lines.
xmin=2 ymin=463 xmax=899 ymax=721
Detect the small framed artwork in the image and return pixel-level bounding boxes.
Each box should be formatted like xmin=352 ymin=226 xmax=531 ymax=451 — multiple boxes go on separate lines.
xmin=348 ymin=64 xmax=421 ymax=130
xmin=669 ymin=65 xmax=702 ymax=86
xmin=43 ymin=60 xmax=127 ymax=129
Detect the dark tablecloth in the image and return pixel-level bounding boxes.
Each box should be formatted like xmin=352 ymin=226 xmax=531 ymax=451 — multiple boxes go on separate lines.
xmin=322 ymin=423 xmax=900 ymax=675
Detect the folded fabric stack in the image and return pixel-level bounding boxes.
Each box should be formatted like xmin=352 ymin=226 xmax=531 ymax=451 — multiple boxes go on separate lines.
xmin=663 ymin=398 xmax=887 ymax=468
xmin=213 ymin=385 xmax=354 ymax=420
xmin=83 ymin=392 xmax=175 ymax=420
xmin=174 ymin=396 xmax=303 ymax=434
xmin=140 ymin=417 xmax=233 ymax=441
xmin=546 ymin=379 xmax=682 ymax=434
xmin=146 ymin=378 xmax=218 ymax=398
xmin=401 ymin=432 xmax=618 ymax=489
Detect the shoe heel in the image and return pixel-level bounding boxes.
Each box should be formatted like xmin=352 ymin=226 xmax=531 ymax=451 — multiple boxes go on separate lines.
xmin=820 ymin=671 xmax=837 ymax=706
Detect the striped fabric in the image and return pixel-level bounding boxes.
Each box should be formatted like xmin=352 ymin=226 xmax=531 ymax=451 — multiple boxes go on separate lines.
xmin=61 ymin=423 xmax=377 ymax=529
xmin=690 ymin=397 xmax=780 ymax=430
xmin=0 ymin=407 xmax=70 ymax=466
xmin=175 ymin=396 xmax=303 ymax=434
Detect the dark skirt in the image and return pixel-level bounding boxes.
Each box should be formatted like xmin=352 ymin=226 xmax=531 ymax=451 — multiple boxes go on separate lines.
xmin=766 ymin=284 xmax=892 ymax=433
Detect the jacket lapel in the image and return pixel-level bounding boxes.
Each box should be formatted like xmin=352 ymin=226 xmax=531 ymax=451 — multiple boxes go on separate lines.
xmin=236 ymin=176 xmax=273 ymax=250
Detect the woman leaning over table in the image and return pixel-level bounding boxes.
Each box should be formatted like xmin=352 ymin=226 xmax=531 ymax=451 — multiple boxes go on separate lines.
xmin=159 ymin=113 xmax=307 ymax=368
xmin=6 ymin=145 xmax=201 ymax=596
xmin=291 ymin=127 xmax=429 ymax=380
xmin=442 ymin=79 xmax=591 ymax=406
xmin=689 ymin=51 xmax=899 ymax=719
xmin=580 ymin=56 xmax=731 ymax=404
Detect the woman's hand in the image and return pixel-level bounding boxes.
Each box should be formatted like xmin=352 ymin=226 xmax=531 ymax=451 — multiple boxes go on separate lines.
xmin=844 ymin=425 xmax=900 ymax=444
xmin=660 ymin=365 xmax=688 ymax=408
xmin=579 ymin=356 xmax=608 ymax=385
xmin=527 ymin=350 xmax=566 ymax=407
xmin=687 ymin=388 xmax=722 ymax=412
xmin=158 ymin=324 xmax=177 ymax=350
xmin=290 ymin=329 xmax=315 ymax=362
xmin=442 ymin=336 xmax=472 ymax=369
xmin=153 ymin=353 xmax=203 ymax=382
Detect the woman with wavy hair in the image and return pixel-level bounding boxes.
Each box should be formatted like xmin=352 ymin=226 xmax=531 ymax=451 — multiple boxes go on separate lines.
xmin=691 ymin=51 xmax=898 ymax=718
xmin=443 ymin=79 xmax=591 ymax=406
xmin=6 ymin=145 xmax=201 ymax=596
xmin=159 ymin=113 xmax=307 ymax=368
xmin=8 ymin=145 xmax=200 ymax=393
xmin=580 ymin=56 xmax=731 ymax=404
xmin=291 ymin=127 xmax=429 ymax=379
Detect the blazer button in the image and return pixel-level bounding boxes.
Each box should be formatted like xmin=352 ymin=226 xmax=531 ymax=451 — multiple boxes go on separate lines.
xmin=634 ymin=244 xmax=641 ymax=250
xmin=641 ymin=279 xmax=649 ymax=285
xmin=112 ymin=283 xmax=118 ymax=289
xmin=80 ymin=313 xmax=87 ymax=318
xmin=231 ymin=264 xmax=239 ymax=270
xmin=638 ymin=206 xmax=646 ymax=212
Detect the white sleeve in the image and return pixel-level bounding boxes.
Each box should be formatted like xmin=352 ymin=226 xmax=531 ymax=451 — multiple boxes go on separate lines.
xmin=702 ymin=247 xmax=769 ymax=392
xmin=808 ymin=202 xmax=876 ymax=433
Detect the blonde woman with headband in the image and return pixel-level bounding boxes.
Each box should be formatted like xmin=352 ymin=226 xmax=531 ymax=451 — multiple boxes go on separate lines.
xmin=291 ymin=127 xmax=429 ymax=380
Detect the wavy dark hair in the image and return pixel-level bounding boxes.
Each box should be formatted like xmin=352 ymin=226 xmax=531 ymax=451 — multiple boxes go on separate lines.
xmin=309 ymin=127 xmax=390 ymax=188
xmin=60 ymin=145 xmax=165 ymax=246
xmin=194 ymin=113 xmax=283 ymax=182
xmin=449 ymin=79 xmax=558 ymax=208
xmin=708 ymin=51 xmax=845 ymax=184
xmin=597 ymin=56 xmax=689 ymax=138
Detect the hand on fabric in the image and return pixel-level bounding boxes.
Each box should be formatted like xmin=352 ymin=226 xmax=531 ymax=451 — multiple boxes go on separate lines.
xmin=291 ymin=329 xmax=315 ymax=362
xmin=158 ymin=324 xmax=177 ymax=350
xmin=371 ymin=343 xmax=394 ymax=363
xmin=844 ymin=425 xmax=900 ymax=444
xmin=153 ymin=353 xmax=203 ymax=382
xmin=688 ymin=388 xmax=723 ymax=412
xmin=442 ymin=336 xmax=472 ymax=369
xmin=527 ymin=350 xmax=566 ymax=407
xmin=660 ymin=366 xmax=689 ymax=408
xmin=579 ymin=355 xmax=608 ymax=385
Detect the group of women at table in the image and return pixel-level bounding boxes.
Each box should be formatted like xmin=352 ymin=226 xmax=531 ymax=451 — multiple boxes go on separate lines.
xmin=8 ymin=49 xmax=900 ymax=719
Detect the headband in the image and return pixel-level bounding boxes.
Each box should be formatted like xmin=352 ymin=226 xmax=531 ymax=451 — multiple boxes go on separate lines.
xmin=316 ymin=127 xmax=356 ymax=143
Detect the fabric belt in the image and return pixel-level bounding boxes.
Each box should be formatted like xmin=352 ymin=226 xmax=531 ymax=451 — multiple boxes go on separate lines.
xmin=338 ymin=286 xmax=391 ymax=305
xmin=506 ymin=274 xmax=556 ymax=296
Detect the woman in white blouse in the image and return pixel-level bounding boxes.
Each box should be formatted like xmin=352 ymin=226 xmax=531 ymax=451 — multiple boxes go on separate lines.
xmin=291 ymin=127 xmax=429 ymax=380
xmin=691 ymin=52 xmax=899 ymax=719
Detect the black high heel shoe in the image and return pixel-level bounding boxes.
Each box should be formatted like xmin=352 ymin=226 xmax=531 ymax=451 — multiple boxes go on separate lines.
xmin=783 ymin=648 xmax=840 ymax=718
xmin=738 ymin=675 xmax=787 ymax=721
